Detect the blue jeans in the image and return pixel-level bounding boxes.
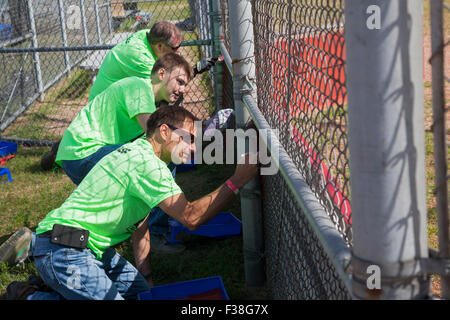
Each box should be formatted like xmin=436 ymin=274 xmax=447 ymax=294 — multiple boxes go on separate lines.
xmin=29 ymin=233 xmax=150 ymax=300
xmin=61 ymin=144 xmax=175 ymax=236
xmin=61 ymin=144 xmax=123 ymax=186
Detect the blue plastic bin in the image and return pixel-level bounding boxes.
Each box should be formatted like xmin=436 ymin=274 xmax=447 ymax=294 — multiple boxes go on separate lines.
xmin=175 ymin=158 xmax=197 ymax=172
xmin=0 ymin=168 xmax=13 ymax=183
xmin=0 ymin=141 xmax=17 ymax=157
xmin=168 ymin=212 xmax=242 ymax=244
xmin=138 ymin=276 xmax=230 ymax=300
xmin=0 ymin=24 xmax=12 ymax=41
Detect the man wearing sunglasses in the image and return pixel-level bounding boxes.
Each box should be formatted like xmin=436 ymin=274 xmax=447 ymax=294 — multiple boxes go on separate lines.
xmin=52 ymin=53 xmax=190 ymax=185
xmin=89 ymin=20 xmax=183 ymax=101
xmin=50 ymin=53 xmax=192 ymax=255
xmin=4 ymin=106 xmax=258 ymax=300
xmin=40 ymin=21 xmax=184 ymax=171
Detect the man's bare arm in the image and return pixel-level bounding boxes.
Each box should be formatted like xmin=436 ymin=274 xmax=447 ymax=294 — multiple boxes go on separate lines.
xmin=159 ymin=183 xmax=235 ymax=231
xmin=159 ymin=154 xmax=258 ymax=230
xmin=131 ymin=215 xmax=153 ymax=287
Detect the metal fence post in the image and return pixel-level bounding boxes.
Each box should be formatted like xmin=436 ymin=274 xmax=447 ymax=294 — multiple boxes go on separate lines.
xmin=228 ymin=0 xmax=253 ymax=128
xmin=26 ymin=0 xmax=44 ymax=101
xmin=57 ymin=0 xmax=71 ymax=74
xmin=94 ymin=0 xmax=103 ymax=44
xmin=345 ymin=0 xmax=429 ymax=299
xmin=106 ymin=1 xmax=112 ymax=36
xmin=211 ymin=0 xmax=223 ymax=112
xmin=80 ymin=0 xmax=89 ymax=46
xmin=228 ymin=0 xmax=265 ymax=286
xmin=430 ymin=0 xmax=450 ymax=300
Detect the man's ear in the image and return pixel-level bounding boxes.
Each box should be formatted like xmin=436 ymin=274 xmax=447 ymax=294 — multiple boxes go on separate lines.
xmin=159 ymin=123 xmax=170 ymax=142
xmin=157 ymin=67 xmax=166 ymax=81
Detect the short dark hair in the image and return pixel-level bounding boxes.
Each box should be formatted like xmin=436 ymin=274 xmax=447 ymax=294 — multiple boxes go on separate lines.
xmin=147 ymin=105 xmax=199 ymax=137
xmin=151 ymin=52 xmax=193 ymax=81
xmin=147 ymin=21 xmax=183 ymax=47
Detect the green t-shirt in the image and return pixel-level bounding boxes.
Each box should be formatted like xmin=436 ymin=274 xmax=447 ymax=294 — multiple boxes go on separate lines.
xmin=89 ymin=29 xmax=157 ymax=101
xmin=37 ymin=139 xmax=182 ymax=259
xmin=56 ymin=76 xmax=156 ymax=164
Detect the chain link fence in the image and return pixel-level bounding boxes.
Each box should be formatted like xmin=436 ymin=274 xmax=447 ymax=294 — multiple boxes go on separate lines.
xmin=0 ymin=0 xmax=216 ymax=145
xmin=246 ymin=0 xmax=351 ymax=299
xmin=216 ymin=0 xmax=233 ymax=112
xmin=262 ymin=172 xmax=350 ymax=299
xmin=252 ymin=0 xmax=350 ymax=243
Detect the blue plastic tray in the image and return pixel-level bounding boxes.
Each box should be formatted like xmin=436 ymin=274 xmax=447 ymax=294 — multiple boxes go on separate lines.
xmin=175 ymin=158 xmax=197 ymax=172
xmin=0 ymin=168 xmax=13 ymax=183
xmin=0 ymin=24 xmax=12 ymax=41
xmin=168 ymin=212 xmax=242 ymax=244
xmin=138 ymin=276 xmax=229 ymax=300
xmin=0 ymin=141 xmax=17 ymax=157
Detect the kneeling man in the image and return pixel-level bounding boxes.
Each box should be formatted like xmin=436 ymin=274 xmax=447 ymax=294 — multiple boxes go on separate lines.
xmin=27 ymin=105 xmax=258 ymax=300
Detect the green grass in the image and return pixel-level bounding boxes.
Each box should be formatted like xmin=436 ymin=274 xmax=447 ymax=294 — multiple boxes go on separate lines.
xmin=0 ymin=145 xmax=268 ymax=299
xmin=116 ymin=0 xmax=193 ymax=32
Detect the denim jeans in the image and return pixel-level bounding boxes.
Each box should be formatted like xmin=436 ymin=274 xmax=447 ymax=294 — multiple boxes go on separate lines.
xmin=29 ymin=233 xmax=150 ymax=300
xmin=61 ymin=144 xmax=176 ymax=236
xmin=61 ymin=144 xmax=123 ymax=186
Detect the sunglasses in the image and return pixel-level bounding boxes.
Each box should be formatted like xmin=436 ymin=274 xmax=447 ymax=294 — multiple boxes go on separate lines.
xmin=166 ymin=124 xmax=196 ymax=142
xmin=167 ymin=43 xmax=181 ymax=51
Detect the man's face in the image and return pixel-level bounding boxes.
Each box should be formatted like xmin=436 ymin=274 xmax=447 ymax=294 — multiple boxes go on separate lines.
xmin=164 ymin=119 xmax=197 ymax=164
xmin=159 ymin=66 xmax=189 ymax=103
xmin=162 ymin=38 xmax=182 ymax=54
xmin=155 ymin=37 xmax=182 ymax=57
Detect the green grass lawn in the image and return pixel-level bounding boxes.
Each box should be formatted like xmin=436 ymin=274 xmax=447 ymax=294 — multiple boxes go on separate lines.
xmin=0 ymin=145 xmax=268 ymax=299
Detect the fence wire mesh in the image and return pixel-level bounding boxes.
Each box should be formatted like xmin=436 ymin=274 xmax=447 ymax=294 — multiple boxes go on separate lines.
xmin=262 ymin=172 xmax=350 ymax=299
xmin=248 ymin=0 xmax=350 ymax=299
xmin=0 ymin=0 xmax=216 ymax=145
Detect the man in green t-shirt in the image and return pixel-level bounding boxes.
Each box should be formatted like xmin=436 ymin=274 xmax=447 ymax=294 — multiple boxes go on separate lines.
xmin=39 ymin=21 xmax=183 ymax=171
xmin=51 ymin=53 xmax=192 ymax=255
xmin=55 ymin=52 xmax=192 ymax=185
xmin=9 ymin=105 xmax=258 ymax=300
xmin=89 ymin=21 xmax=183 ymax=101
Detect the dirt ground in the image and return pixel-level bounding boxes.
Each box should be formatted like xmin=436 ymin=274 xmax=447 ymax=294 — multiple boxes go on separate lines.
xmin=423 ymin=32 xmax=450 ymax=132
xmin=422 ymin=28 xmax=449 ymax=297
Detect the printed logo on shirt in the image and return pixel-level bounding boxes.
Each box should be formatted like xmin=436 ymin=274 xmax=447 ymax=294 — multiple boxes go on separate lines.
xmin=117 ymin=147 xmax=131 ymax=154
xmin=126 ymin=225 xmax=137 ymax=234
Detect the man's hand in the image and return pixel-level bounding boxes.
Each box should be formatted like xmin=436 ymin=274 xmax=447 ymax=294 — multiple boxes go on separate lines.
xmin=229 ymin=153 xmax=259 ymax=189
xmin=158 ymin=153 xmax=259 ymax=231
xmin=194 ymin=58 xmax=217 ymax=76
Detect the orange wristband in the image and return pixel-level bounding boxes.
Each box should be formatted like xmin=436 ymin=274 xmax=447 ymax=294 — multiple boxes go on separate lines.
xmin=225 ymin=179 xmax=239 ymax=195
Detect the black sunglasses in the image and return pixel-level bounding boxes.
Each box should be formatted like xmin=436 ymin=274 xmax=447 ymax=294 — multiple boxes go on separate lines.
xmin=165 ymin=124 xmax=195 ymax=142
xmin=168 ymin=43 xmax=181 ymax=51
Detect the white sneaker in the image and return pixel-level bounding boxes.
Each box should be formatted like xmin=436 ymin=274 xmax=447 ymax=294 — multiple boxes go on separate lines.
xmin=0 ymin=227 xmax=32 ymax=266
